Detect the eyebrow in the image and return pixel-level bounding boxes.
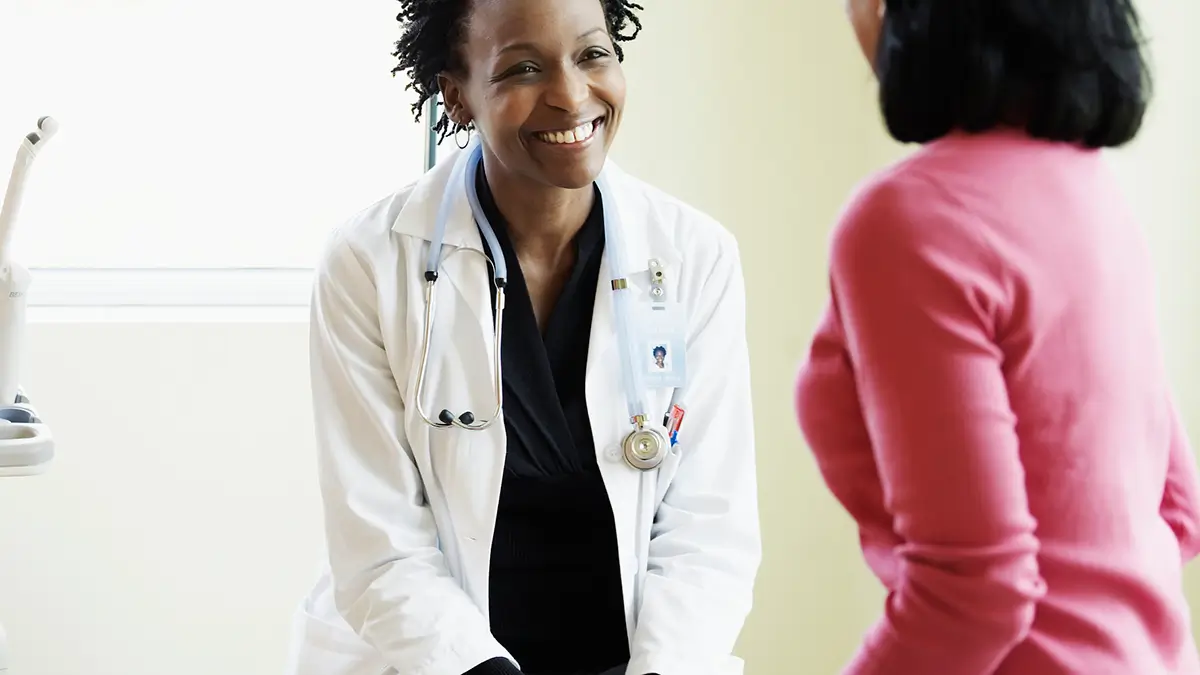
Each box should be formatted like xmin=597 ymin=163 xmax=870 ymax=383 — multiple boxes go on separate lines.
xmin=576 ymin=27 xmax=607 ymax=41
xmin=497 ymin=27 xmax=608 ymax=56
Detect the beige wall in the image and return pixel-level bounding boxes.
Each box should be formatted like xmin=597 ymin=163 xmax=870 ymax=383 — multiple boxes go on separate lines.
xmin=613 ymin=3 xmax=884 ymax=669
xmin=1115 ymin=0 xmax=1200 ymax=612
xmin=1 ymin=2 xmax=1196 ymax=674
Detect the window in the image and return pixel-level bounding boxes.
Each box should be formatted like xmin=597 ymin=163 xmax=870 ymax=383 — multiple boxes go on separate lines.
xmin=1 ymin=0 xmax=437 ymax=306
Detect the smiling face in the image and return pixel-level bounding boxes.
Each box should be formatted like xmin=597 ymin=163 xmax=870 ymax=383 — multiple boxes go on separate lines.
xmin=439 ymin=0 xmax=625 ymax=190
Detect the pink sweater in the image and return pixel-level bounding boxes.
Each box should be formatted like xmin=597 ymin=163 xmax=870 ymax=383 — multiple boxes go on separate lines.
xmin=795 ymin=129 xmax=1200 ymax=674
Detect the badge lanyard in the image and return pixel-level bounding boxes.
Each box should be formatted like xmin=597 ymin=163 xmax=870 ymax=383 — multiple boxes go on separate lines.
xmin=596 ymin=171 xmax=671 ymax=624
xmin=595 ymin=171 xmax=665 ymax=465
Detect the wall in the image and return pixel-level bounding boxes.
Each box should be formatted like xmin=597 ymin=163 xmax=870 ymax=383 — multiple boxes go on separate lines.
xmin=1110 ymin=0 xmax=1200 ymax=412
xmin=2 ymin=323 xmax=323 ymax=674
xmin=1 ymin=2 xmax=1196 ymax=675
xmin=1112 ymin=0 xmax=1200 ymax=606
xmin=613 ymin=2 xmax=885 ymax=670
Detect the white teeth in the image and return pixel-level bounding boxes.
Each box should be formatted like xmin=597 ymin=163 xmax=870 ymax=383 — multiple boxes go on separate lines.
xmin=538 ymin=121 xmax=597 ymax=144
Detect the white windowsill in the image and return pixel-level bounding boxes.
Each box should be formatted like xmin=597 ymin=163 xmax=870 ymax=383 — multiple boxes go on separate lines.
xmin=27 ymin=305 xmax=311 ymax=323
xmin=26 ymin=268 xmax=314 ymax=323
xmin=20 ymin=103 xmax=439 ymax=324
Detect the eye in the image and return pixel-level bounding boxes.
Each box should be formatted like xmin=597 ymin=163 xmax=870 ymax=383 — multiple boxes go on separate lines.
xmin=581 ymin=47 xmax=611 ymax=62
xmin=495 ymin=62 xmax=539 ymax=81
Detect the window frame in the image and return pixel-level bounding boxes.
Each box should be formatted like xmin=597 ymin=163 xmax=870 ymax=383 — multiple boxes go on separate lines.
xmin=27 ymin=101 xmax=441 ymax=310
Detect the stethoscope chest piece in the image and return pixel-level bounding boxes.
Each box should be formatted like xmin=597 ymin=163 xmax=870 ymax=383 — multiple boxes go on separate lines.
xmin=622 ymin=427 xmax=667 ymax=470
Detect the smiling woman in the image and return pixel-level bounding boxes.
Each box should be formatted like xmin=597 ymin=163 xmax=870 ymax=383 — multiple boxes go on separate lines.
xmin=284 ymin=0 xmax=761 ymax=674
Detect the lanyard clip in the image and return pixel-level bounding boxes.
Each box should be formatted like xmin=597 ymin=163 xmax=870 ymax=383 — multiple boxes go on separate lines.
xmin=648 ymin=258 xmax=666 ymax=303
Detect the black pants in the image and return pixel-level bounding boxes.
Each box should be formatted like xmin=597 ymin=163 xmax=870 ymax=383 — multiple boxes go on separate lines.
xmin=541 ymin=664 xmax=626 ymax=675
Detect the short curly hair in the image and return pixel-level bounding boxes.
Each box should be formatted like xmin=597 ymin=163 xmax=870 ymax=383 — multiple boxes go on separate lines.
xmin=391 ymin=0 xmax=644 ymax=143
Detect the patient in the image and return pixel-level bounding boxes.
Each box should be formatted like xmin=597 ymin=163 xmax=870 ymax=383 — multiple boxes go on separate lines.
xmin=796 ymin=1 xmax=1200 ymax=673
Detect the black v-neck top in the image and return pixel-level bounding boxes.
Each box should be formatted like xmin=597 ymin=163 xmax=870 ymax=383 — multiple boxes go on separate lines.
xmin=465 ymin=166 xmax=630 ymax=675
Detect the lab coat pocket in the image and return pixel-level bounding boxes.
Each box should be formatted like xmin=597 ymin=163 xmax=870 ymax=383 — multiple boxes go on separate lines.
xmin=286 ymin=601 xmax=392 ymax=675
xmin=653 ymin=442 xmax=683 ymax=507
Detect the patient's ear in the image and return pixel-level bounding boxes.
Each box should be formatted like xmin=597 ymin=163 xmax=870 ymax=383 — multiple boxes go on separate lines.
xmin=846 ymin=0 xmax=885 ymax=68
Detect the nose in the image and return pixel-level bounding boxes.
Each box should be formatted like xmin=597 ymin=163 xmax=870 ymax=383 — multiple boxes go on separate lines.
xmin=544 ymin=64 xmax=590 ymax=112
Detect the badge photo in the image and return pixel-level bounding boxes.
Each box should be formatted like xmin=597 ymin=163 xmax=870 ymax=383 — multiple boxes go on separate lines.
xmin=637 ymin=304 xmax=687 ymax=389
xmin=650 ymin=342 xmax=673 ymax=373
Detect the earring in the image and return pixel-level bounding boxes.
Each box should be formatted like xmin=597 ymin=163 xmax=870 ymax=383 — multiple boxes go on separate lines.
xmin=454 ymin=123 xmax=472 ymax=150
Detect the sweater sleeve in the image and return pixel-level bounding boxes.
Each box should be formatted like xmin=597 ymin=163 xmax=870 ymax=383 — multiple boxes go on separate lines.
xmin=828 ymin=172 xmax=1047 ymax=675
xmin=1162 ymin=395 xmax=1200 ymax=563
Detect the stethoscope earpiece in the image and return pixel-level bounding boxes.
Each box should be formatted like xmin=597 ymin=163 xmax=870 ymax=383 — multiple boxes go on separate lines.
xmin=414 ymin=140 xmax=505 ymax=433
xmin=436 ymin=408 xmax=478 ymax=428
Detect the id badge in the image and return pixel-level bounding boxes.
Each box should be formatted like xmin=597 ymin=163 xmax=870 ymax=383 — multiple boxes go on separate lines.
xmin=635 ymin=302 xmax=688 ymax=389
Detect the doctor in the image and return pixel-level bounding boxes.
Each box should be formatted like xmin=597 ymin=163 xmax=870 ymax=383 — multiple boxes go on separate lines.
xmin=285 ymin=0 xmax=760 ymax=674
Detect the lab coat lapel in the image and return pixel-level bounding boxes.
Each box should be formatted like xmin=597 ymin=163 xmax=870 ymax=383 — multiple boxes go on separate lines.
xmin=584 ymin=165 xmax=682 ymax=632
xmin=393 ymin=146 xmax=504 ymax=575
xmin=392 ymin=146 xmax=494 ymax=360
xmin=585 ymin=166 xmax=682 ymax=396
xmin=585 ymin=169 xmax=638 ymax=635
xmin=438 ymin=236 xmax=494 ymax=352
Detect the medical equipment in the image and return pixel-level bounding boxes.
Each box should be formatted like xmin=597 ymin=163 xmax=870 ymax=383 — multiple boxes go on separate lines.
xmin=413 ymin=137 xmax=669 ymax=473
xmin=0 ymin=116 xmax=56 ymax=409
xmin=0 ymin=116 xmax=59 ymax=674
xmin=413 ymin=138 xmax=507 ymax=432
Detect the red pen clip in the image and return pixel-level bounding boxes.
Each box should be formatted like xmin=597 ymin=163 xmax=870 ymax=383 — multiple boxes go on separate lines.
xmin=666 ymin=405 xmax=685 ymax=446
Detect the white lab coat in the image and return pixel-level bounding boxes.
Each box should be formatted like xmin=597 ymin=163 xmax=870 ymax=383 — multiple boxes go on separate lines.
xmin=285 ymin=147 xmax=760 ymax=675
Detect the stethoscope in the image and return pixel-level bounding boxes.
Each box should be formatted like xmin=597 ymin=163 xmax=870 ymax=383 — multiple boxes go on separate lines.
xmin=413 ymin=136 xmax=668 ymax=473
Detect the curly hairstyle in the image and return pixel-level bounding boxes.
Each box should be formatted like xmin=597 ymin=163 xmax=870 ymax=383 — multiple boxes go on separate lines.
xmin=391 ymin=0 xmax=644 ymax=143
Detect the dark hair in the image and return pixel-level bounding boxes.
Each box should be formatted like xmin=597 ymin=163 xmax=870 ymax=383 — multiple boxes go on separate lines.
xmin=653 ymin=345 xmax=667 ymax=357
xmin=391 ymin=0 xmax=644 ymax=143
xmin=875 ymin=0 xmax=1152 ymax=148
